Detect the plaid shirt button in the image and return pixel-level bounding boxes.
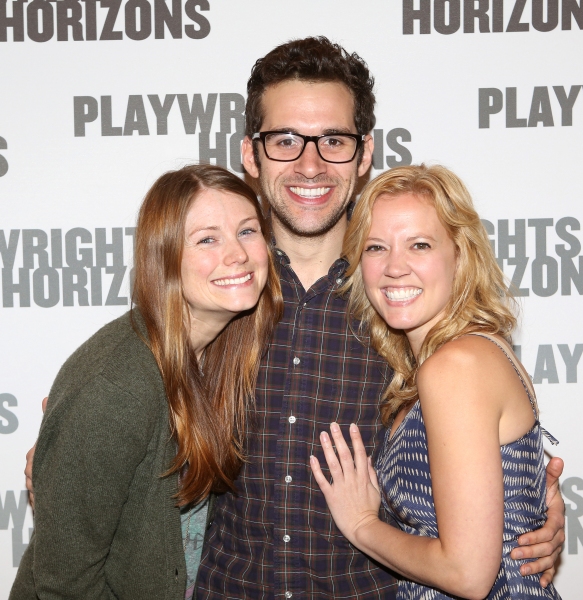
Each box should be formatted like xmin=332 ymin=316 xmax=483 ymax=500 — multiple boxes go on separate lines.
xmin=285 ymin=475 xmax=292 ymax=483
xmin=292 ymin=356 xmax=300 ymax=365
xmin=288 ymin=416 xmax=296 ymax=423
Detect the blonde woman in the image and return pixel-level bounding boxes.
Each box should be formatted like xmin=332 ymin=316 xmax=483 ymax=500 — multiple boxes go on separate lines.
xmin=310 ymin=165 xmax=561 ymax=599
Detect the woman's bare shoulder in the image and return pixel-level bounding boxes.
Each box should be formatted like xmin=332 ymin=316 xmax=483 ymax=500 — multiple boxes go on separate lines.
xmin=418 ymin=334 xmax=518 ymax=397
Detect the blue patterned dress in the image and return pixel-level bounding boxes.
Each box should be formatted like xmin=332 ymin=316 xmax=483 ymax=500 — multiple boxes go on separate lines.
xmin=375 ymin=334 xmax=561 ymax=599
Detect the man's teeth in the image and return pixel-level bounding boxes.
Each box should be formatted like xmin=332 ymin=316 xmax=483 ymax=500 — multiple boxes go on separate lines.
xmin=290 ymin=186 xmax=331 ymax=198
xmin=384 ymin=288 xmax=422 ymax=301
xmin=214 ymin=274 xmax=252 ymax=286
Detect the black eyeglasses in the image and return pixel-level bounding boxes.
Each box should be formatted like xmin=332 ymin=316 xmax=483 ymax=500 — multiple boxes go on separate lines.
xmin=252 ymin=131 xmax=365 ymax=164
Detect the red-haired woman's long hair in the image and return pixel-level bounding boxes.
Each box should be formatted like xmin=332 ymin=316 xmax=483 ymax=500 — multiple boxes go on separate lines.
xmin=131 ymin=164 xmax=282 ymax=506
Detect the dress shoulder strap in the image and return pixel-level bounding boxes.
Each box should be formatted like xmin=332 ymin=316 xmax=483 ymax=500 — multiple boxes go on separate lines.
xmin=465 ymin=332 xmax=537 ymax=411
xmin=465 ymin=333 xmax=560 ymax=446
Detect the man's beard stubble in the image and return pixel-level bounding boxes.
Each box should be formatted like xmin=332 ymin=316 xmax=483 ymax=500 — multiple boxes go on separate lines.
xmin=257 ymin=171 xmax=355 ymax=239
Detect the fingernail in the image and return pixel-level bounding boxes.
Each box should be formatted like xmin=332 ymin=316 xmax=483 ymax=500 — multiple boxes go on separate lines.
xmin=350 ymin=423 xmax=358 ymax=432
xmin=522 ymin=566 xmax=531 ymax=576
xmin=514 ymin=550 xmax=523 ymax=559
xmin=330 ymin=422 xmax=340 ymax=433
xmin=320 ymin=431 xmax=329 ymax=444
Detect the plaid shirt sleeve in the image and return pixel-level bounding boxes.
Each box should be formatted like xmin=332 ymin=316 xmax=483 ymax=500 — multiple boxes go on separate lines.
xmin=196 ymin=251 xmax=398 ymax=599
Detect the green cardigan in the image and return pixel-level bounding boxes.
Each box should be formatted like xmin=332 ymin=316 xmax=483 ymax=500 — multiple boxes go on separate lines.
xmin=10 ymin=311 xmax=198 ymax=600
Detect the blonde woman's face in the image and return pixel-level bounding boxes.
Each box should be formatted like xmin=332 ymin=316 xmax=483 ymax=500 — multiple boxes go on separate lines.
xmin=361 ymin=193 xmax=457 ymax=353
xmin=181 ymin=189 xmax=269 ymax=330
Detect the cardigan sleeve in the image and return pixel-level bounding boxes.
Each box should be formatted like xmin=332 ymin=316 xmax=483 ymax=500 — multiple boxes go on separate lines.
xmin=27 ymin=371 xmax=160 ymax=600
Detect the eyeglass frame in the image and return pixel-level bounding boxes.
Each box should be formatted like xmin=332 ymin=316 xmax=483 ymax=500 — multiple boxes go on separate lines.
xmin=251 ymin=131 xmax=366 ymax=164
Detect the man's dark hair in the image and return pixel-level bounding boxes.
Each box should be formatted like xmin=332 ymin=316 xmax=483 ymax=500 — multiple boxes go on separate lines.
xmin=245 ymin=36 xmax=376 ymax=138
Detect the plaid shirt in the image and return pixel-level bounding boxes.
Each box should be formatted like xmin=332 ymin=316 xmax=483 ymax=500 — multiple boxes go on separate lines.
xmin=196 ymin=249 xmax=397 ymax=599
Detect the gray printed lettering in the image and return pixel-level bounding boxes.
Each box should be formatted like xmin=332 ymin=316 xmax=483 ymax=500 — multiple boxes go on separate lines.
xmin=81 ymin=0 xmax=98 ymax=40
xmin=479 ymin=88 xmax=503 ymax=128
xmin=562 ymin=477 xmax=583 ymax=554
xmin=56 ymin=0 xmax=83 ymax=41
xmin=434 ymin=0 xmax=460 ymax=34
xmin=2 ymin=268 xmax=30 ymax=307
xmin=27 ymin=0 xmax=54 ymax=43
xmin=555 ymin=217 xmax=581 ymax=257
xmin=95 ymin=227 xmax=124 ymax=266
xmin=506 ymin=87 xmax=528 ymax=127
xmin=62 ymin=266 xmax=90 ymax=306
xmin=557 ymin=344 xmax=583 ymax=382
xmin=0 ymin=0 xmax=25 ymax=42
xmin=177 ymin=93 xmax=217 ymax=135
xmin=74 ymin=96 xmax=99 ymax=137
xmin=219 ymin=93 xmax=245 ymax=134
xmin=506 ymin=0 xmax=529 ymax=31
xmin=0 ymin=229 xmax=19 ymax=269
xmin=553 ymin=85 xmax=582 ymax=126
xmin=183 ymin=0 xmax=209 ymax=39
xmin=33 ymin=266 xmax=60 ymax=307
xmin=105 ymin=265 xmax=128 ymax=305
xmin=65 ymin=227 xmax=93 ymax=267
xmin=0 ymin=490 xmax=28 ymax=529
xmin=0 ymin=393 xmax=18 ymax=434
xmin=533 ymin=344 xmax=559 ymax=383
xmin=99 ymin=0 xmax=123 ymax=40
xmin=154 ymin=0 xmax=181 ymax=38
xmin=463 ymin=0 xmax=489 ymax=33
xmin=148 ymin=94 xmax=176 ymax=135
xmin=386 ymin=128 xmax=413 ymax=167
xmin=51 ymin=229 xmax=63 ymax=268
xmin=562 ymin=0 xmax=583 ymax=29
xmin=507 ymin=256 xmax=530 ymax=296
xmin=22 ymin=229 xmax=49 ymax=269
xmin=199 ymin=132 xmax=227 ymax=167
xmin=403 ymin=0 xmax=431 ymax=34
xmin=0 ymin=135 xmax=7 ymax=176
xmin=125 ymin=0 xmax=151 ymax=41
xmin=101 ymin=95 xmax=123 ymax=136
xmin=492 ymin=0 xmax=504 ymax=31
xmin=123 ymin=95 xmax=150 ymax=135
xmin=532 ymin=0 xmax=559 ymax=31
xmin=528 ymin=87 xmax=554 ymax=127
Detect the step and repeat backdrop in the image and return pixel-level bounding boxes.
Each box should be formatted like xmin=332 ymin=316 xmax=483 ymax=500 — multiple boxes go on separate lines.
xmin=1 ymin=0 xmax=582 ymax=596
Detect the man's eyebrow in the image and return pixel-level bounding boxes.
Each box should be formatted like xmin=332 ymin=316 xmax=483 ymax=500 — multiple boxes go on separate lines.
xmin=265 ymin=128 xmax=356 ymax=136
xmin=322 ymin=127 xmax=355 ymax=135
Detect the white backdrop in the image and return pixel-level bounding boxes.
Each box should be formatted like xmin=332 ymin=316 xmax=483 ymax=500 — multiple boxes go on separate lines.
xmin=1 ymin=1 xmax=582 ymax=597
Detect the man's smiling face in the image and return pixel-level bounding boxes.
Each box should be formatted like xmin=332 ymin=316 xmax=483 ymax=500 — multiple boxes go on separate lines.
xmin=242 ymin=79 xmax=372 ymax=238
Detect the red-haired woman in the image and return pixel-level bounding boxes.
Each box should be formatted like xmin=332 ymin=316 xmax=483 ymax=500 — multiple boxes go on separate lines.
xmin=11 ymin=164 xmax=282 ymax=600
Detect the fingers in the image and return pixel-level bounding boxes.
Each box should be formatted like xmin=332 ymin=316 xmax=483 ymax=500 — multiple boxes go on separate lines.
xmin=517 ymin=504 xmax=565 ymax=548
xmin=367 ymin=456 xmax=380 ymax=494
xmin=517 ymin=547 xmax=559 ymax=579
xmin=511 ymin=526 xmax=565 ymax=568
xmin=539 ymin=563 xmax=557 ymax=589
xmin=329 ymin=422 xmax=356 ymax=474
xmin=319 ymin=429 xmax=344 ymax=481
xmin=25 ymin=445 xmax=36 ymax=509
xmin=42 ymin=396 xmax=48 ymax=413
xmin=309 ymin=455 xmax=331 ymax=494
xmin=349 ymin=423 xmax=369 ymax=473
xmin=545 ymin=456 xmax=564 ymax=484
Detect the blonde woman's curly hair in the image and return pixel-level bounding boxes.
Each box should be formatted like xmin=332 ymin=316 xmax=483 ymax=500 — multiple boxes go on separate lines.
xmin=342 ymin=164 xmax=517 ymax=425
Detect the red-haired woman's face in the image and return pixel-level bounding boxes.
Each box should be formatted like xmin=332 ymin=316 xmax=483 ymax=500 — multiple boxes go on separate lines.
xmin=181 ymin=189 xmax=269 ymax=333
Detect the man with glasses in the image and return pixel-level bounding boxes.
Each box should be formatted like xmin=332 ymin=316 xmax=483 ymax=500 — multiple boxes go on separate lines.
xmin=195 ymin=37 xmax=565 ymax=599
